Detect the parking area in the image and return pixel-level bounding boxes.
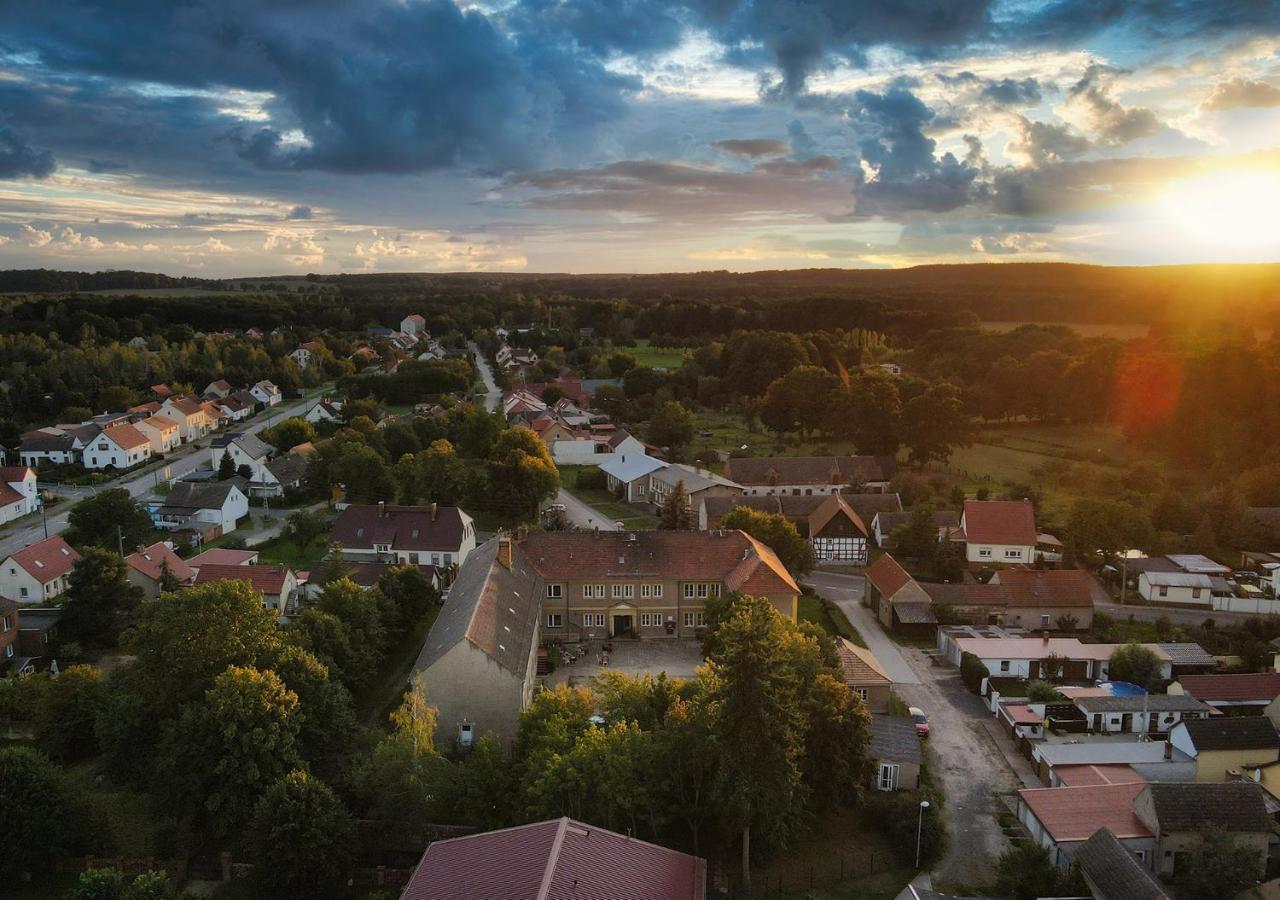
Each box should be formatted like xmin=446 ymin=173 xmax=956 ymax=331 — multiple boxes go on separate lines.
xmin=546 ymin=637 xmax=704 ymax=689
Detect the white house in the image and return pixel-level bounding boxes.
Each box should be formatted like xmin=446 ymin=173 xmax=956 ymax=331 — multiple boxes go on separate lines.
xmin=401 ymin=314 xmax=427 ymax=336
xmin=723 ymin=455 xmax=893 ymax=496
xmin=217 ymin=392 xmax=255 ymax=423
xmin=154 ymin=480 xmax=249 ymax=534
xmin=1073 ymin=694 xmax=1211 ymax=735
xmin=0 ymin=536 xmax=81 ymax=603
xmin=156 ymin=397 xmax=214 ymax=442
xmin=330 ymin=503 xmax=477 ymax=569
xmin=1138 ymin=571 xmax=1213 ymax=607
xmin=250 ymin=380 xmax=282 ymax=406
xmin=290 ymin=341 xmax=323 ymax=370
xmin=0 ymin=466 xmax=38 ymax=525
xmin=82 ymin=423 xmax=153 ymax=470
xmin=203 ymin=379 xmax=233 ymax=399
xmin=600 ymin=453 xmax=667 ymax=504
xmin=956 ymin=499 xmax=1038 ymax=567
xmin=303 ymin=398 xmax=343 ymax=425
xmin=210 ymin=432 xmax=275 ymax=486
xmin=938 ymin=633 xmax=1174 ymax=683
xmin=18 ymin=425 xmax=97 ymax=467
xmin=135 ymin=415 xmax=181 ymax=453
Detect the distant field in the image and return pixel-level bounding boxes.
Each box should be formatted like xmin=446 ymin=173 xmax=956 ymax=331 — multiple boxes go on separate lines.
xmin=84 ymin=287 xmax=246 ymax=297
xmin=980 ymin=320 xmax=1151 ymax=340
xmin=629 ymin=339 xmax=689 ymax=370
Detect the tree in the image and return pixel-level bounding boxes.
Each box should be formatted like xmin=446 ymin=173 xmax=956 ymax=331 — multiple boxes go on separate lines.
xmin=1178 ymin=826 xmax=1266 ymax=900
xmin=1107 ymin=642 xmax=1163 ymax=690
xmin=486 ymin=426 xmax=561 ymax=524
xmin=250 ymin=771 xmax=355 ymax=899
xmin=332 ymin=442 xmax=397 ymax=503
xmin=837 ymin=376 xmax=901 ymax=455
xmin=719 ymin=507 xmax=814 ymax=574
xmin=61 ymin=548 xmax=144 ymax=649
xmin=1026 ymin=680 xmax=1061 ymax=702
xmin=658 ymin=480 xmax=697 ymax=530
xmin=540 ymin=385 xmax=565 ymax=406
xmin=707 ymin=594 xmax=806 ymax=892
xmin=993 ymin=842 xmax=1064 ymax=900
xmin=960 ymin=651 xmax=989 ymax=693
xmin=896 ymin=503 xmax=940 ymax=562
xmin=266 ymin=416 xmax=316 ymax=450
xmin=1066 ymin=498 xmax=1153 ymax=563
xmin=217 ymin=451 xmax=236 ymax=480
xmin=0 ymin=746 xmax=82 ymax=877
xmin=901 ymin=383 xmax=971 ymax=464
xmin=66 ymin=488 xmax=153 ymax=550
xmin=760 ymin=366 xmax=841 ymax=438
xmin=609 ymin=352 xmax=638 ymax=377
xmin=359 ymin=676 xmax=448 ymax=824
xmin=72 ymin=869 xmax=178 ymax=900
xmin=284 ymin=508 xmax=329 ymax=552
xmin=35 ymin=665 xmax=106 ymax=761
xmin=648 ymin=400 xmax=696 ymax=458
xmin=377 ymin=564 xmax=439 ymax=627
xmin=162 ymin=665 xmax=302 ymax=837
xmin=415 ymin=439 xmax=466 ymax=505
xmin=315 ymin=578 xmax=387 ymax=689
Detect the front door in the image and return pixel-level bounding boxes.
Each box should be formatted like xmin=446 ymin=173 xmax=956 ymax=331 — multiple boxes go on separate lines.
xmin=611 ymin=614 xmax=633 ymax=637
xmin=877 ymin=763 xmax=898 ymax=791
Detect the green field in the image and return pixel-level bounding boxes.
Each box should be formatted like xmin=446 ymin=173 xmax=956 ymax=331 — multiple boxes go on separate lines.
xmin=629 ymin=339 xmax=690 ymax=370
xmin=798 ymin=594 xmax=866 ymax=647
xmin=690 ymin=410 xmax=862 ymax=462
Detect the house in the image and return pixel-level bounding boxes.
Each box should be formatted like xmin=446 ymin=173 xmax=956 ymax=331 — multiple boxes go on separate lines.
xmin=399 ymin=816 xmax=706 ymax=900
xmin=338 ymin=562 xmax=440 ymax=593
xmin=400 ymin=313 xmax=427 ymax=336
xmin=872 ymin=509 xmax=960 ymax=549
xmin=149 ymin=383 xmax=173 ymax=399
xmin=869 ymin=715 xmax=922 ymax=792
xmin=411 ymin=537 xmax=543 ymax=747
xmin=303 ymin=398 xmax=342 ymax=425
xmin=156 ymin=397 xmax=213 ymax=442
xmin=938 ymin=632 xmax=1173 ymax=682
xmin=81 ymin=423 xmax=152 ymax=470
xmin=200 ymin=400 xmax=228 ymax=433
xmin=194 ymin=563 xmax=300 ymax=614
xmin=1170 ymin=672 xmax=1280 ymax=714
xmin=262 ymin=448 xmax=311 ymax=497
xmin=1074 ymin=827 xmax=1170 ymax=900
xmin=217 ymin=392 xmax=255 ymax=423
xmin=329 ymin=503 xmax=477 ymax=569
xmin=18 ymin=425 xmax=96 ymax=467
xmin=210 ymin=432 xmax=276 ymax=491
xmin=134 ymin=415 xmax=180 ymax=453
xmin=202 ymin=379 xmax=233 ymax=399
xmin=0 ymin=466 xmax=38 ymax=525
xmin=954 ymin=499 xmax=1037 ymax=567
xmin=186 ymin=548 xmax=259 ymax=569
xmin=290 ymin=340 xmax=323 ymax=370
xmin=1073 ymin=694 xmax=1210 ymax=734
xmin=647 ymin=464 xmax=742 ymax=515
xmin=1016 ymin=782 xmax=1153 ymax=869
xmin=1037 ymin=533 xmax=1065 ymax=565
xmin=724 ymin=455 xmax=894 ymax=496
xmin=123 ymin=541 xmax=195 ymax=599
xmin=128 ymin=400 xmax=161 ymax=418
xmin=524 ymin=529 xmax=799 ymax=640
xmin=699 ymin=494 xmax=872 ymax=565
xmin=837 ymin=638 xmax=893 ymax=713
xmin=1167 ymin=717 xmax=1280 ymax=782
xmin=1032 ymin=735 xmax=1195 ymax=787
xmin=0 ymin=536 xmax=81 ymax=603
xmin=1137 ymin=572 xmax=1213 ymax=608
xmin=1157 ymin=643 xmax=1217 ymax=677
xmin=250 ymin=380 xmax=281 ymax=406
xmin=1132 ymin=781 xmax=1270 ymax=880
xmin=599 ymin=453 xmax=667 ymax=504
xmin=866 ymin=554 xmax=936 ymax=636
xmin=932 ymin=569 xmax=1095 ymax=631
xmin=153 ymin=480 xmax=248 ymax=535
xmin=846 ymin=492 xmax=905 ymax=525
xmin=0 ymin=597 xmax=18 ymax=669
xmin=606 ymin=429 xmax=646 ymax=457
xmin=16 ymin=606 xmax=60 ymax=664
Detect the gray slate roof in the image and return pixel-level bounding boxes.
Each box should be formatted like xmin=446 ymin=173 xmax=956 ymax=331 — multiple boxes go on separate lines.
xmin=868 ymin=715 xmax=923 ymax=766
xmin=1075 ymin=827 xmax=1169 ymax=900
xmin=1180 ymin=716 xmax=1280 ymax=751
xmin=266 ymin=451 xmax=309 ymax=486
xmin=158 ymin=479 xmax=245 ymax=513
xmin=1074 ymin=694 xmax=1209 ymax=714
xmin=1157 ymin=643 xmax=1216 ymax=668
xmin=1145 ymin=781 xmax=1270 ymax=833
xmin=845 ymin=492 xmax=904 ymax=522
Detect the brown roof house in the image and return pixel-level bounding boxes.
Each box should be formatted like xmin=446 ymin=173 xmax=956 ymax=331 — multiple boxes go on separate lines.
xmin=837 ymin=638 xmax=894 ymax=713
xmin=725 ymin=454 xmax=894 ymax=496
xmin=411 ymin=536 xmax=544 ymax=748
xmin=124 ymin=541 xmax=195 ymax=599
xmin=0 ymin=536 xmax=81 ymax=604
xmin=955 ymin=499 xmax=1038 ymax=568
xmin=1132 ymin=781 xmax=1271 ymax=880
xmin=1170 ymin=672 xmax=1280 ymax=714
xmin=700 ymin=493 xmax=871 ymax=565
xmin=193 ymin=563 xmax=300 ymax=615
xmin=866 ymin=553 xmax=936 ymax=637
xmin=932 ymin=568 xmax=1094 ymax=632
xmin=1074 ymin=827 xmax=1169 ymax=900
xmin=329 ymin=502 xmax=477 ymax=569
xmin=401 ymin=817 xmax=706 ymax=900
xmin=1167 ymin=716 xmax=1280 ymax=783
xmin=870 ymin=714 xmax=923 ymax=792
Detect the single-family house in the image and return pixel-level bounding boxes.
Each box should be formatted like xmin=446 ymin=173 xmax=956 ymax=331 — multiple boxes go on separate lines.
xmin=202 ymin=379 xmax=233 ymax=399
xmin=411 ymin=537 xmax=544 ymax=748
xmin=250 ymin=380 xmax=281 ymax=406
xmin=400 ymin=313 xmax=427 ymax=336
xmin=846 ymin=492 xmax=905 ymax=526
xmin=1137 ymin=572 xmax=1213 ymax=608
xmin=303 ymin=398 xmax=343 ymax=425
xmin=261 ymin=448 xmax=311 ymax=497
xmin=606 ymin=429 xmax=646 ymax=457
xmin=1132 ymin=781 xmax=1270 ymax=880
xmin=1157 ymin=643 xmax=1217 ymax=677
xmin=724 ymin=455 xmax=894 ymax=496
xmin=186 ymin=548 xmax=259 ymax=569
xmin=932 ymin=569 xmax=1095 ymax=631
xmin=1032 ymin=735 xmax=1195 ymax=787
xmin=199 ymin=400 xmax=227 ymax=432
xmin=837 ymin=638 xmax=893 ymax=713
xmin=1074 ymin=826 xmax=1170 ymax=900
xmin=872 ymin=509 xmax=960 ymax=549
xmin=866 ymin=553 xmax=936 ymax=636
xmin=329 ymin=503 xmax=477 ymax=569
xmin=0 ymin=466 xmax=38 ymax=525
xmin=1170 ymin=672 xmax=1280 ymax=714
xmin=150 ymin=384 xmax=173 ymax=399
xmin=869 ymin=715 xmax=922 ymax=792
xmin=0 ymin=597 xmax=19 ymax=668
xmin=194 ymin=563 xmax=300 ymax=614
xmin=399 ymin=817 xmax=706 ymax=900
xmin=938 ymin=633 xmax=1173 ymax=683
xmin=156 ymin=397 xmax=213 ymax=442
xmin=82 ymin=423 xmax=152 ymax=470
xmin=18 ymin=425 xmax=97 ymax=467
xmin=123 ymin=541 xmax=195 ymax=599
xmin=290 ymin=340 xmax=323 ymax=370
xmin=699 ymin=494 xmax=872 ymax=566
xmin=955 ymin=499 xmax=1038 ymax=567
xmin=1017 ymin=782 xmax=1154 ymax=868
xmin=217 ymin=392 xmax=255 ymax=423
xmin=600 ymin=453 xmax=666 ymax=504
xmin=153 ymin=480 xmax=248 ymax=534
xmin=210 ymin=432 xmax=276 ymax=490
xmin=647 ymin=464 xmax=742 ymax=515
xmin=1167 ymin=717 xmax=1280 ymax=782
xmin=134 ymin=415 xmax=180 ymax=453
xmin=0 ymin=536 xmax=80 ymax=603
xmin=1074 ymin=694 xmax=1210 ymax=735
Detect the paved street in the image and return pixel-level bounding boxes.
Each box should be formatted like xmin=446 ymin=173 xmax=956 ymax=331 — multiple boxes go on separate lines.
xmin=469 ymin=340 xmax=501 ymax=413
xmin=804 ymin=571 xmax=919 ymax=684
xmin=555 ymin=488 xmax=621 ymax=531
xmin=5 ymin=390 xmax=325 ymax=559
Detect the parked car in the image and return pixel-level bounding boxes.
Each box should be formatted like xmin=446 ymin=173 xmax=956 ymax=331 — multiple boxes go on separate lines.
xmin=909 ymin=706 xmax=930 ymax=738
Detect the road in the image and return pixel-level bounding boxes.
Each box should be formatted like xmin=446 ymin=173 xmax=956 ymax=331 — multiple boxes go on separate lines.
xmin=556 ymin=488 xmax=621 ymax=531
xmin=805 ymin=571 xmax=919 ymax=684
xmin=469 ymin=340 xmax=501 ymax=413
xmin=7 ymin=390 xmax=323 ymax=558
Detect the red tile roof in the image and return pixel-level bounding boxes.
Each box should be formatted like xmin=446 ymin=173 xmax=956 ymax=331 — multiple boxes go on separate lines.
xmin=1053 ymin=764 xmax=1145 ymax=787
xmin=992 ymin=568 xmax=1094 ymax=608
xmin=0 ymin=484 xmax=22 ymax=507
xmin=1177 ymin=673 xmax=1280 ymax=703
xmin=150 ymin=384 xmax=173 ymax=396
xmin=1018 ymin=782 xmax=1151 ymax=842
xmin=836 ymin=638 xmax=892 ymax=687
xmin=866 ymin=553 xmax=913 ymax=598
xmin=0 ymin=466 xmax=34 ymax=484
xmin=330 ymin=504 xmax=469 ymax=553
xmin=8 ymin=536 xmax=80 ymax=584
xmin=193 ymin=563 xmax=293 ymax=596
xmin=101 ymin=423 xmax=151 ymax=451
xmin=402 ymin=817 xmax=706 ymax=900
xmin=186 ymin=548 xmax=258 ymax=567
xmin=962 ymin=499 xmax=1038 ymax=546
xmin=124 ymin=542 xmax=194 ymax=584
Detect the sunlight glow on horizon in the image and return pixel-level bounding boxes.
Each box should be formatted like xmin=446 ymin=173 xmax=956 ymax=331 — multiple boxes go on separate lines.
xmin=1163 ymin=168 xmax=1280 ymax=251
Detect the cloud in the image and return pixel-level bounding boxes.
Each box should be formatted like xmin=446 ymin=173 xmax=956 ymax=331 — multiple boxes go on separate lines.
xmin=939 ymin=72 xmax=1043 ymax=107
xmin=22 ymin=225 xmax=52 ymax=247
xmin=263 ymin=230 xmax=324 ymax=267
xmin=286 ymin=205 xmax=314 ymax=220
xmin=350 ymin=229 xmax=526 ymax=271
xmin=0 ymin=125 xmax=56 ymax=179
xmin=1066 ymin=64 xmax=1162 ymax=145
xmin=970 ymin=232 xmax=1050 ymax=254
xmin=21 ymin=224 xmax=141 ymax=252
xmin=1006 ymin=116 xmax=1092 ymax=166
xmin=1200 ymin=77 xmax=1280 ymax=112
xmin=713 ymin=139 xmax=792 ymax=157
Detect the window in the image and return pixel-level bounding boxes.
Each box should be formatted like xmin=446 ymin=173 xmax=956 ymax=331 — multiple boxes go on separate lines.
xmin=709 ymin=583 xmax=720 ymax=597
xmin=1 ymin=615 xmax=10 ymax=632
xmin=640 ymin=613 xmax=650 ymax=626
xmin=877 ymin=763 xmax=898 ymax=792
xmin=19 ymin=587 xmax=27 ymax=598
xmin=547 ymin=584 xmax=563 ymax=599
xmin=652 ymin=584 xmax=663 ymax=598
xmin=683 ymin=612 xmax=695 ymax=627
xmin=546 ymin=614 xmax=562 ymax=628
xmin=1005 ymin=548 xmax=1022 ymax=559
xmin=3 ymin=644 xmax=11 ymax=660
xmin=1191 ymin=588 xmax=1202 ymax=599
xmin=593 ymin=614 xmax=605 ymax=627
xmin=854 ymin=688 xmax=868 ymax=701
xmin=1158 ymin=586 xmax=1169 ymax=597
xmin=696 ymin=583 xmax=709 ymax=598
xmin=408 ymin=553 xmax=419 ymax=565
xmin=979 ymin=548 xmax=992 ymax=558
xmin=612 ymin=584 xmax=623 ymax=599
xmin=1040 ymin=614 xmax=1051 ymax=626
xmin=684 ymin=583 xmax=695 ymax=599
xmin=595 ymin=584 xmax=606 ymax=599
xmin=1000 ymin=660 xmax=1010 ymax=673
xmin=459 ymin=723 xmax=474 ymax=748
xmin=583 ymin=584 xmax=593 ymax=598
xmin=696 ymin=612 xmax=705 ymax=626
xmin=641 ymin=584 xmax=652 ymax=599
xmin=623 ymin=584 xmax=634 ymax=599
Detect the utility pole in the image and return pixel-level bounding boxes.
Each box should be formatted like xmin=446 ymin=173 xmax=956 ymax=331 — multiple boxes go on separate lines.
xmin=117 ymin=524 xmax=124 ymax=558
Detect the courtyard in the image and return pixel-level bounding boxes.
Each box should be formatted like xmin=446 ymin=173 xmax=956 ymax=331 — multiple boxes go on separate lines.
xmin=545 ymin=637 xmax=705 ymax=689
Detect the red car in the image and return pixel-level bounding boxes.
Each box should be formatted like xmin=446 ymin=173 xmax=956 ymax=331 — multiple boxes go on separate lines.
xmin=909 ymin=706 xmax=930 ymax=737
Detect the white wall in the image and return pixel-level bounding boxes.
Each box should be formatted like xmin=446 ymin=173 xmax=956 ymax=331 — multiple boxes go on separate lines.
xmin=967 ymin=542 xmax=1035 ymax=565
xmin=82 ymin=435 xmax=151 ymax=470
xmin=551 ymin=439 xmax=611 ymax=466
xmin=0 ymin=562 xmax=66 ymax=603
xmin=1137 ymin=575 xmax=1210 ymax=606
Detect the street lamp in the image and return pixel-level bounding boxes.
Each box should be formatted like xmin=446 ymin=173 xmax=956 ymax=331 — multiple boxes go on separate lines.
xmin=915 ymin=800 xmax=931 ymax=869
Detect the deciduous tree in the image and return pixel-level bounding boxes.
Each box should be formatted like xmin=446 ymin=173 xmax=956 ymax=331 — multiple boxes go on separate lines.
xmin=250 ymin=770 xmax=354 ymax=899
xmin=719 ymin=507 xmax=813 ymax=574
xmin=61 ymin=548 xmax=144 ymax=649
xmin=66 ymin=489 xmax=153 ymax=551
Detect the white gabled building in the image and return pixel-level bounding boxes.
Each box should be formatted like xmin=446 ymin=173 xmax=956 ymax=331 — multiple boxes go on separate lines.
xmin=0 ymin=466 xmax=38 ymax=525
xmin=0 ymin=536 xmax=81 ymax=603
xmin=250 ymin=380 xmax=282 ymax=406
xmin=82 ymin=423 xmax=153 ymax=470
xmin=303 ymin=398 xmax=343 ymax=424
xmin=156 ymin=397 xmax=214 ymax=442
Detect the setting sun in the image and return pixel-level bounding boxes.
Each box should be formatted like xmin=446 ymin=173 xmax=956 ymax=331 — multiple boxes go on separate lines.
xmin=1164 ymin=168 xmax=1280 ymax=249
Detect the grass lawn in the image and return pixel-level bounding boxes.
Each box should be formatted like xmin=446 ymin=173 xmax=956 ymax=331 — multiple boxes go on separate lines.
xmin=690 ymin=410 xmax=860 ymax=461
xmin=558 ymin=466 xmax=659 ymax=529
xmin=255 ymin=535 xmax=332 ymax=570
xmin=798 ymin=594 xmax=866 ymax=647
xmin=629 ymin=339 xmax=690 ymax=370
xmin=358 ymin=606 xmax=442 ymax=725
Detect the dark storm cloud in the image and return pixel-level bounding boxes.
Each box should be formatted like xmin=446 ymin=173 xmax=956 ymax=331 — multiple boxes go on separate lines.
xmin=938 ymin=72 xmax=1043 ymax=108
xmin=1006 ymin=0 xmax=1280 ymax=46
xmin=1007 ymin=117 xmax=1092 ymax=166
xmin=0 ymin=124 xmax=56 ymax=179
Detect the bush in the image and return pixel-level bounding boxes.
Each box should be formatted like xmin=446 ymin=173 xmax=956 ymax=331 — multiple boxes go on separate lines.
xmin=575 ymin=467 xmax=608 ymax=490
xmin=960 ymin=651 xmax=989 ymax=694
xmin=1026 ymin=680 xmax=1062 ymax=702
xmin=861 ymin=789 xmax=947 ymax=867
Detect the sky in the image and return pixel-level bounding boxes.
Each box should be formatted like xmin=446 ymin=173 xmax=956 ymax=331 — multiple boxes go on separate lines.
xmin=1 ymin=0 xmax=1280 ymax=276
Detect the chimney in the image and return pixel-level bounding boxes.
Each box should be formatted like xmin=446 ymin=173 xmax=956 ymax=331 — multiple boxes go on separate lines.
xmin=431 ymin=502 xmax=438 ymax=521
xmin=497 ymin=535 xmax=513 ymax=569
xmin=378 ymin=500 xmax=386 ymax=518
xmin=1041 ymin=631 xmax=1050 ymax=646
